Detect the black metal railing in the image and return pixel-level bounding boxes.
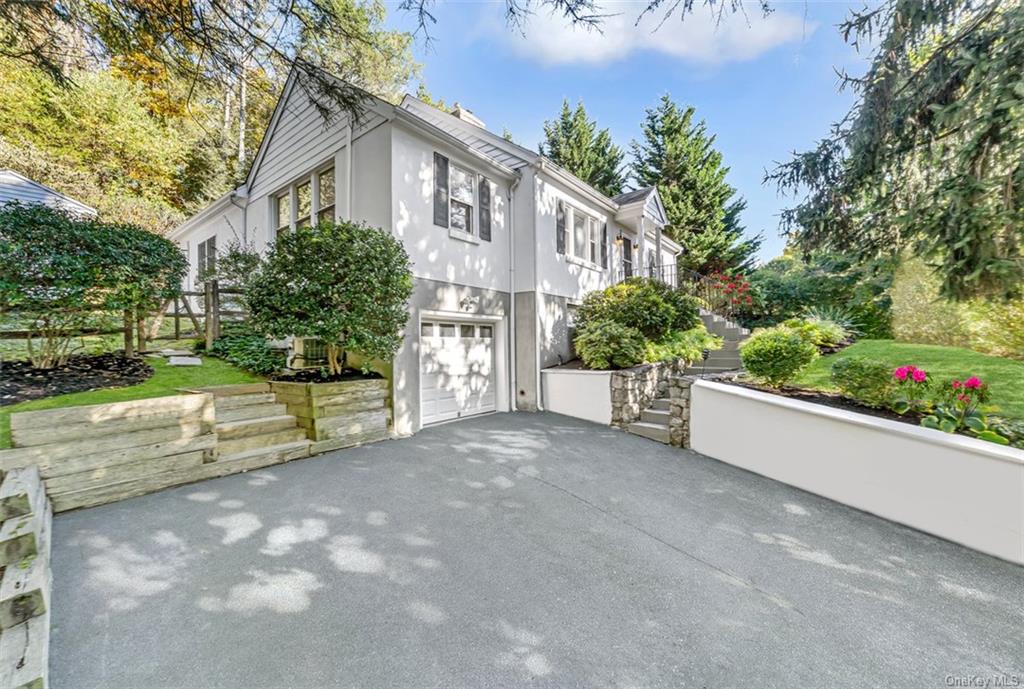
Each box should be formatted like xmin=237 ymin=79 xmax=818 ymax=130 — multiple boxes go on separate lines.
xmin=615 ymin=263 xmax=677 ymax=287
xmin=677 ymin=269 xmax=736 ymax=319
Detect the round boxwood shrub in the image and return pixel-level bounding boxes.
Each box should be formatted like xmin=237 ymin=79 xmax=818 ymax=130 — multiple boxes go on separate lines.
xmin=574 ymin=319 xmax=646 ymax=370
xmin=740 ymin=327 xmax=819 ymax=387
xmin=781 ymin=317 xmax=847 ymax=348
xmin=830 ymin=356 xmax=893 ymax=407
xmin=576 ymin=278 xmax=676 ymax=341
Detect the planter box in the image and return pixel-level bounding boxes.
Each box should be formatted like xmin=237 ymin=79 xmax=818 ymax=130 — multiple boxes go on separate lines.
xmin=690 ymin=380 xmax=1024 ymax=565
xmin=270 ymin=379 xmax=390 ymax=453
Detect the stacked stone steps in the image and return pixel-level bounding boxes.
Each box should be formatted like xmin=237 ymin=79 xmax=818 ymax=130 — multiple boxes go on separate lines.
xmin=213 ymin=389 xmax=310 ymax=463
xmin=0 ymin=466 xmax=51 ymax=689
xmin=627 ymin=396 xmax=672 ymax=444
xmin=685 ymin=310 xmax=749 ymax=375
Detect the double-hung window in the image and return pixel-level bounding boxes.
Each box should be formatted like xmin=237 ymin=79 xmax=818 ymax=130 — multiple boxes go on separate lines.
xmin=296 ymin=181 xmax=312 ymax=229
xmin=275 ymin=192 xmax=291 ymax=237
xmin=274 ymin=163 xmax=337 ymax=236
xmin=449 ymin=163 xmax=474 ymax=235
xmin=317 ymin=167 xmax=335 ymax=223
xmin=572 ymin=210 xmax=588 ymax=261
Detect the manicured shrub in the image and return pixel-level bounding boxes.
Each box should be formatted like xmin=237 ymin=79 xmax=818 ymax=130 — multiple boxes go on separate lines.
xmin=781 ymin=317 xmax=847 ymax=348
xmin=209 ymin=325 xmax=283 ymax=375
xmin=740 ymin=327 xmax=818 ymax=387
xmin=574 ymin=319 xmax=646 ymax=370
xmin=830 ymin=357 xmax=893 ymax=407
xmin=247 ymin=222 xmax=413 ymax=375
xmin=575 ymin=278 xmax=676 ymax=341
xmin=644 ymin=325 xmax=721 ymax=365
xmin=0 ymin=202 xmax=185 ymax=368
xmin=648 ymin=281 xmax=701 ymax=330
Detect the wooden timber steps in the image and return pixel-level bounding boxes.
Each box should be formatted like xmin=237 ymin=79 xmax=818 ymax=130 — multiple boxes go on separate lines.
xmin=0 ymin=466 xmax=51 ymax=689
xmin=203 ymin=385 xmax=311 ymax=463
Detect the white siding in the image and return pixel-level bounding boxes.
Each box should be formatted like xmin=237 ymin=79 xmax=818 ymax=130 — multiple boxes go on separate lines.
xmin=353 ymin=123 xmax=391 ymax=230
xmin=175 ymin=201 xmax=244 ymax=289
xmin=391 ymin=124 xmax=510 ymax=292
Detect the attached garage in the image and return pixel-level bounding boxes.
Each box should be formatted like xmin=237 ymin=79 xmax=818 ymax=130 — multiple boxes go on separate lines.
xmin=419 ymin=320 xmax=497 ymax=425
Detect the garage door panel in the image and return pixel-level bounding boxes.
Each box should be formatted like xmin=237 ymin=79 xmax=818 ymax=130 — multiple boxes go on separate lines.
xmin=420 ymin=320 xmax=497 ymax=426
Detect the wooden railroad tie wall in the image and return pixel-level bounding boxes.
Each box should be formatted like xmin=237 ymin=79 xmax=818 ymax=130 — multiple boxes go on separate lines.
xmin=0 ymin=395 xmax=218 ymax=513
xmin=269 ymin=379 xmax=390 ymax=454
xmin=0 ymin=466 xmax=51 ymax=689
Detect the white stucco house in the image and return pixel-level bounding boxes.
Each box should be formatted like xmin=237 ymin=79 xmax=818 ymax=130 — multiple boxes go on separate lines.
xmin=0 ymin=169 xmax=96 ymax=216
xmin=172 ymin=70 xmax=681 ymax=436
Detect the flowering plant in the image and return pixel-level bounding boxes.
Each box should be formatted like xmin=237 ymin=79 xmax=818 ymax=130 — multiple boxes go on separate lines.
xmin=710 ymin=272 xmax=755 ymax=307
xmin=888 ymin=365 xmax=932 ymax=415
xmin=921 ymin=376 xmax=1009 ymax=444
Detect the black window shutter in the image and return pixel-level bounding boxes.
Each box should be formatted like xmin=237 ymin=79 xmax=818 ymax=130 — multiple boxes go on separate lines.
xmin=623 ymin=239 xmax=632 ymax=277
xmin=600 ymin=223 xmax=608 ymax=268
xmin=479 ymin=177 xmax=491 ymax=241
xmin=208 ymin=236 xmax=217 ymax=274
xmin=556 ymin=201 xmax=566 ymax=255
xmin=433 ymin=152 xmax=449 ymax=228
xmin=197 ymin=241 xmax=206 ymax=280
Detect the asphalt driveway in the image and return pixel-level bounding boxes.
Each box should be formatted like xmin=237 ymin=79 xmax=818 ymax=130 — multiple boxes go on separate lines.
xmin=52 ymin=412 xmax=1024 ymax=688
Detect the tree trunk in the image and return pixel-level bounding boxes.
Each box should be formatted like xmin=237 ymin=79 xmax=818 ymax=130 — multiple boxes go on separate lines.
xmin=136 ymin=312 xmax=147 ymax=354
xmin=122 ymin=310 xmax=134 ymax=358
xmin=237 ymin=66 xmax=247 ymax=165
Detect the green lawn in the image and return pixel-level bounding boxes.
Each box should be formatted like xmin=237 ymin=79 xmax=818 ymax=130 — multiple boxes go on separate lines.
xmin=794 ymin=339 xmax=1024 ymax=419
xmin=0 ymin=355 xmax=263 ymax=448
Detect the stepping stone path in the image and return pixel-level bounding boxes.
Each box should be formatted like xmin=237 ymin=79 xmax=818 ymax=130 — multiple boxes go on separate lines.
xmin=168 ymin=356 xmax=203 ymax=367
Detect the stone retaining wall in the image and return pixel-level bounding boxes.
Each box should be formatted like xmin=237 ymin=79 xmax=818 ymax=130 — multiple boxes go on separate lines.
xmin=610 ymin=360 xmax=684 ymax=428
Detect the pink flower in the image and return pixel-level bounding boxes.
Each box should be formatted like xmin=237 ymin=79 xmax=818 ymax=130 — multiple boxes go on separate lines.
xmin=957 ymin=394 xmax=970 ymax=403
xmin=964 ymin=376 xmax=982 ymax=389
xmin=952 ymin=380 xmax=962 ymax=389
xmin=912 ymin=369 xmax=927 ymax=383
xmin=893 ymin=367 xmax=908 ymax=381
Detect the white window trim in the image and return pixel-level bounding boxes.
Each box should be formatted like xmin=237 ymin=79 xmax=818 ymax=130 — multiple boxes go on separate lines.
xmin=271 ymin=162 xmax=338 ymax=235
xmin=564 ymin=205 xmax=605 ymax=271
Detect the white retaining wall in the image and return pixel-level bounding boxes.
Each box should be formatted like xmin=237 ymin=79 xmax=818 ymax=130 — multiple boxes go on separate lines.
xmin=690 ymin=380 xmax=1024 ymax=565
xmin=541 ymin=368 xmax=612 ymax=425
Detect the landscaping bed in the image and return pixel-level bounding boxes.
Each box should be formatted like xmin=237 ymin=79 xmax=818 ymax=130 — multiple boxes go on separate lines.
xmin=724 ymin=379 xmax=923 ymax=426
xmin=0 ymin=353 xmax=153 ymax=406
xmin=271 ymin=367 xmax=384 ymax=384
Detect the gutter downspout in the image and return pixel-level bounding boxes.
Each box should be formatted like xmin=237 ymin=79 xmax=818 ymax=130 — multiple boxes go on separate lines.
xmin=508 ymin=173 xmax=521 ymax=412
xmin=533 ymin=163 xmax=544 ymax=411
xmin=229 ymin=189 xmax=248 ymax=244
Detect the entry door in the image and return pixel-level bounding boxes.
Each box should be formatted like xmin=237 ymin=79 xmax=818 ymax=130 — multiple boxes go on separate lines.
xmin=420 ymin=321 xmax=496 ymax=425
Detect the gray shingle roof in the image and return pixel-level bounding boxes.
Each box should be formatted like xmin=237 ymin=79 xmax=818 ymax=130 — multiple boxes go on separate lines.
xmin=612 ymin=186 xmax=657 ymax=205
xmin=0 ymin=169 xmax=96 ymax=216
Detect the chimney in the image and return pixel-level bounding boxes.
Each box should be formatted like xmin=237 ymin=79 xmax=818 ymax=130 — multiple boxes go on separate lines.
xmin=451 ymin=102 xmax=486 ymax=129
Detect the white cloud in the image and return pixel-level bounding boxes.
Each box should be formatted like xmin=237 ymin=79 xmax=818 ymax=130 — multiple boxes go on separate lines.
xmin=499 ymin=2 xmax=813 ymax=66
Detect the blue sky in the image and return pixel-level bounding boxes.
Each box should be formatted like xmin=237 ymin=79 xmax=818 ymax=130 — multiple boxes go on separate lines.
xmin=386 ymin=1 xmax=874 ymax=263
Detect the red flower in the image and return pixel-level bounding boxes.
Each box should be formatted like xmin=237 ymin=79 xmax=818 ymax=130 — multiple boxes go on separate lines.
xmin=952 ymin=380 xmax=962 ymax=389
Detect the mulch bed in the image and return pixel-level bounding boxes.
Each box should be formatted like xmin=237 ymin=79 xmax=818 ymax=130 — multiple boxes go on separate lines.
xmin=723 ymin=379 xmax=926 ymax=427
xmin=271 ymin=367 xmax=383 ymax=384
xmin=1 ymin=353 xmax=154 ymax=406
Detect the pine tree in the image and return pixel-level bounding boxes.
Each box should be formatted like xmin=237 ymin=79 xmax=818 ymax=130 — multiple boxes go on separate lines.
xmin=539 ymin=99 xmax=625 ymax=197
xmin=631 ymin=95 xmax=757 ymax=275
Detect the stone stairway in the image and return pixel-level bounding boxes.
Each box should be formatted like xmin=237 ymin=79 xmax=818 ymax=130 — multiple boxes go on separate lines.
xmin=627 ymin=397 xmax=671 ymax=444
xmin=208 ymin=384 xmax=311 ymax=463
xmin=684 ymin=309 xmax=749 ymax=375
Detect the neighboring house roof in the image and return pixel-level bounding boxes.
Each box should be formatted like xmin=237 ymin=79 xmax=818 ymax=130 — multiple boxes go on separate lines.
xmin=0 ymin=169 xmax=96 ymax=216
xmin=612 ymin=187 xmax=657 ymax=205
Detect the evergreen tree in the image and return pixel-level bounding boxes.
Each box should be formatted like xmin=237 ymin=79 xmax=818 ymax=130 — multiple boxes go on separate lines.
xmin=539 ymin=100 xmax=625 ymax=197
xmin=631 ymin=95 xmax=757 ymax=275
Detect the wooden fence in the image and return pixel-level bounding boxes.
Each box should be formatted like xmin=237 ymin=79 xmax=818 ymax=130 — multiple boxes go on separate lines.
xmin=0 ymin=280 xmax=246 ymax=356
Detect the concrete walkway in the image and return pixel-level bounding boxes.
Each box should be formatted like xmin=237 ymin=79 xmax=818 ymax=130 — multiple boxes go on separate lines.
xmin=53 ymin=412 xmax=1023 ymax=688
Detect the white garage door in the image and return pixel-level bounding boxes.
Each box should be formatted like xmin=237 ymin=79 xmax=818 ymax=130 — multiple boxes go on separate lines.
xmin=420 ymin=320 xmax=496 ymax=425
